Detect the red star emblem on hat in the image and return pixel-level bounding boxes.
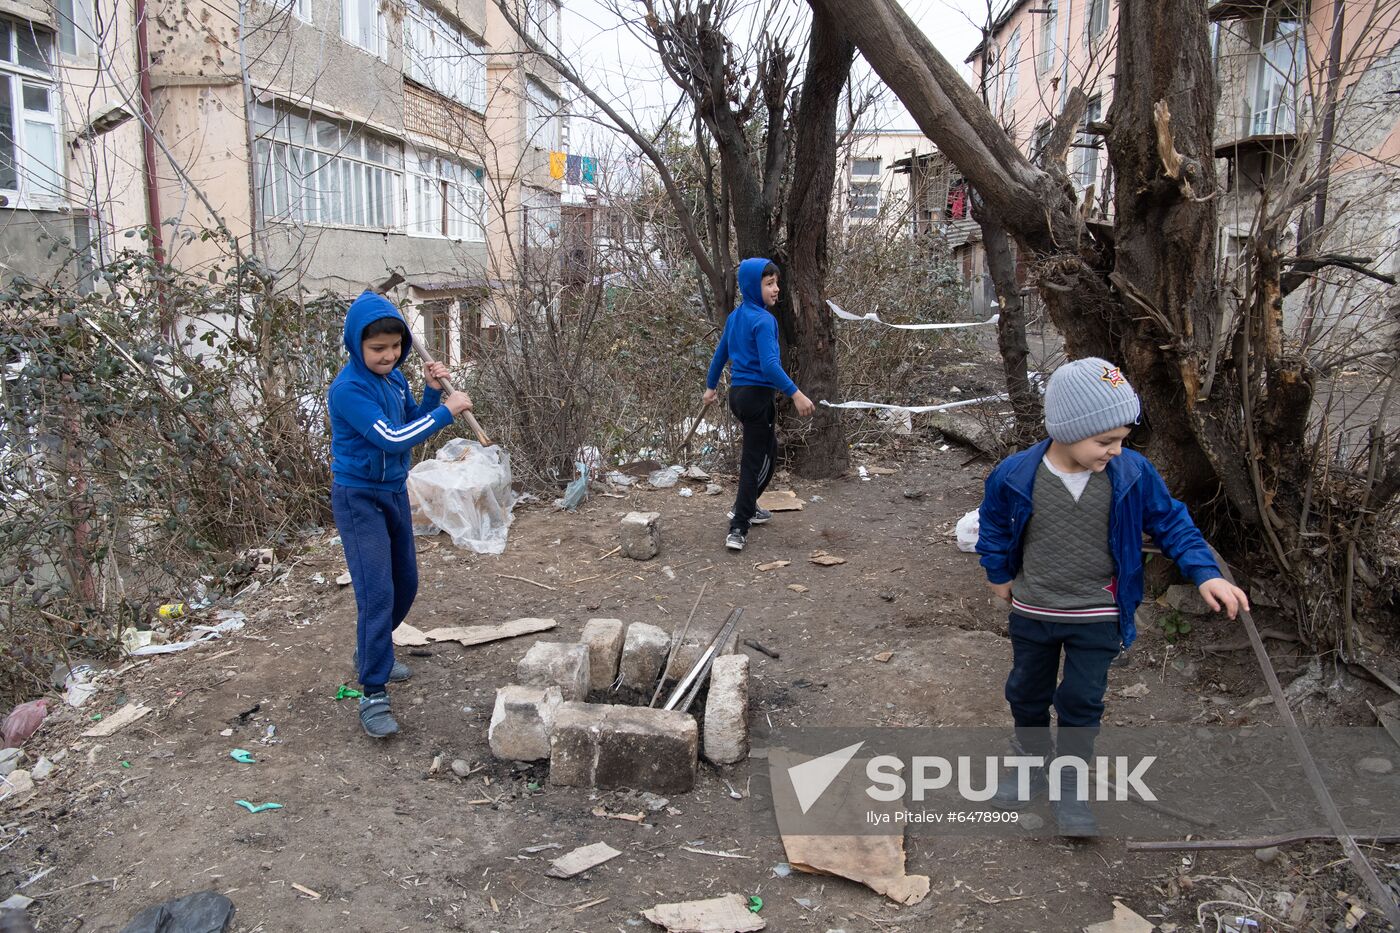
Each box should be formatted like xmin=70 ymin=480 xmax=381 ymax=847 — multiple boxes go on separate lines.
xmin=1100 ymin=365 xmax=1126 ymax=388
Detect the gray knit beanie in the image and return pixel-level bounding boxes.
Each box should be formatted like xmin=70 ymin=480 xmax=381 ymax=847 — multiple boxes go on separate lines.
xmin=1044 ymin=357 xmax=1141 ymax=443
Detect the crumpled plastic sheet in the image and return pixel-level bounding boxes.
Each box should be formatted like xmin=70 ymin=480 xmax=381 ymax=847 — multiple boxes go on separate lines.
xmin=955 ymin=509 xmax=980 ymax=553
xmin=408 ymin=438 xmax=516 ymax=554
xmin=127 ymin=611 xmax=247 ymax=656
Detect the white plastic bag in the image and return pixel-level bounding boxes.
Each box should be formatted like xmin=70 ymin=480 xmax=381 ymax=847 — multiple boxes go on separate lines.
xmin=408 ymin=441 xmax=516 ymax=554
xmin=955 ymin=509 xmax=980 ymax=553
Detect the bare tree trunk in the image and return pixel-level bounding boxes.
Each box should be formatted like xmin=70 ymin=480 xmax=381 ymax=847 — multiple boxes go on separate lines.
xmin=977 ymin=209 xmax=1040 ymax=439
xmin=784 ymin=10 xmax=853 ymax=477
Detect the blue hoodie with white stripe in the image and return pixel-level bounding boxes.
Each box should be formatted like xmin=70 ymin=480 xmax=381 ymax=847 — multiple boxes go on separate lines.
xmin=328 ymin=290 xmax=455 ymax=491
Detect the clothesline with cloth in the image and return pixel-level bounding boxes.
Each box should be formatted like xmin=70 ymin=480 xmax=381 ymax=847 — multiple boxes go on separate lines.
xmin=549 ymin=152 xmax=598 ymax=184
xmin=828 ymin=299 xmax=998 ymax=330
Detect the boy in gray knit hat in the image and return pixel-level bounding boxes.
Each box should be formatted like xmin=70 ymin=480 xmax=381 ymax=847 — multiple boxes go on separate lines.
xmin=976 ymin=357 xmax=1248 ymax=836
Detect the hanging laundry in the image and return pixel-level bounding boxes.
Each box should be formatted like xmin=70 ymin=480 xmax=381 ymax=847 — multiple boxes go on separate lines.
xmin=581 ymin=156 xmax=597 ymax=184
xmin=549 ymin=151 xmax=566 ymax=180
xmin=566 ymin=154 xmax=582 ymax=185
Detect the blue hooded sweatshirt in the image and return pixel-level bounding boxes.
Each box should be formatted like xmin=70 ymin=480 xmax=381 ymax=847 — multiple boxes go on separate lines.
xmin=706 ymin=258 xmax=799 ymax=397
xmin=328 ymin=290 xmax=454 ymax=491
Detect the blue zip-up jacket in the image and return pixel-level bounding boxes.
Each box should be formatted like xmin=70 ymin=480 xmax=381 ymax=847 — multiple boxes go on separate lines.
xmin=328 ymin=291 xmax=454 ymax=492
xmin=976 ymin=439 xmax=1222 ymax=647
xmin=706 ymin=258 xmax=799 ymax=397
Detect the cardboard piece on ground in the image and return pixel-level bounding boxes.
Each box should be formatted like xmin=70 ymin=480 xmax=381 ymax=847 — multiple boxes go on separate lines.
xmin=546 ymin=841 xmax=621 ymax=879
xmin=393 ymin=623 xmax=431 ymax=647
xmin=787 ymin=584 xmax=809 ymax=594
xmin=756 ymin=490 xmax=804 ymax=512
xmin=782 ymin=831 xmax=930 ymax=906
xmin=873 ymin=651 xmax=894 ymax=663
xmin=808 ymin=551 xmax=846 ymax=567
xmin=755 ymin=560 xmax=790 ymax=572
xmin=82 ymin=703 xmax=150 ymax=737
xmin=641 ymin=893 xmax=766 ymax=932
xmin=395 ymin=618 xmax=557 ymax=648
xmin=864 ymin=466 xmax=898 ymax=475
xmin=1083 ymin=899 xmax=1155 ymax=933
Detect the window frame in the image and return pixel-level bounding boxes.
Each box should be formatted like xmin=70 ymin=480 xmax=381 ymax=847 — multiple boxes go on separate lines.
xmin=0 ymin=20 xmax=64 ymax=208
xmin=851 ymin=156 xmax=881 ymax=178
xmin=1000 ymin=27 xmax=1022 ymax=116
xmin=849 ymin=180 xmax=880 ymax=219
xmin=525 ymin=78 xmax=562 ymax=152
xmin=1036 ymin=0 xmax=1057 ymax=75
xmin=341 ymin=0 xmax=387 ymax=61
xmin=403 ymin=1 xmax=486 ymax=113
xmin=522 ymin=184 xmax=560 ymax=247
xmin=1085 ymin=0 xmax=1108 ymax=45
xmin=1072 ymin=95 xmax=1103 ymax=193
xmin=1248 ymin=1 xmax=1304 ymax=136
xmin=405 ymin=148 xmax=486 ymax=242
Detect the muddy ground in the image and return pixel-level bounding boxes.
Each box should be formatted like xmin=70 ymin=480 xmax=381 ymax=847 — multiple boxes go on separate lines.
xmin=3 ymin=358 xmax=1399 ymax=932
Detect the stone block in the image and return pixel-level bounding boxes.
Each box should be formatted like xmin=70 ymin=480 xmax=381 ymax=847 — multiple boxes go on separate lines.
xmin=1163 ymin=584 xmax=1213 ymax=616
xmin=488 ymin=685 xmax=563 ymax=761
xmin=620 ymin=511 xmax=661 ymax=560
xmin=549 ymin=702 xmax=697 ymax=794
xmin=517 ymin=642 xmax=590 ymax=701
xmin=619 ymin=622 xmax=671 ymax=692
xmin=580 ymin=618 xmax=625 ymax=691
xmin=703 ymin=654 xmax=750 ymax=765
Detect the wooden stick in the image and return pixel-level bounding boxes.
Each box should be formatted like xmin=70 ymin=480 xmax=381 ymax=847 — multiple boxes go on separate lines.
xmin=494 ymin=574 xmax=556 ymax=591
xmin=1127 ymin=831 xmax=1400 ymax=853
xmin=674 ymin=398 xmax=714 ymax=461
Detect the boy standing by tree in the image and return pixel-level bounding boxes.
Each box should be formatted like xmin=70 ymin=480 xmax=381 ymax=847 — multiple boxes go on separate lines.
xmin=328 ymin=290 xmax=474 ymax=738
xmin=977 ymin=358 xmax=1248 ymax=835
xmin=704 ymin=258 xmax=815 ymax=552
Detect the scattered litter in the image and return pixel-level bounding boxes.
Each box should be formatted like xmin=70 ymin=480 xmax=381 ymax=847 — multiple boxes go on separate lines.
xmin=591 ymin=806 xmax=645 ymax=822
xmin=681 ymin=847 xmax=753 ymax=860
xmin=681 ymin=465 xmax=710 ymax=481
xmin=663 ymin=566 xmax=676 ymax=580
xmin=704 ymin=484 xmax=722 ymax=496
xmin=678 ymin=487 xmax=694 ymax=498
xmin=156 ymin=603 xmax=186 ymax=620
xmin=291 ymin=882 xmax=321 ymax=899
xmin=229 ymin=749 xmax=256 ymax=764
xmin=219 ymin=728 xmax=233 ymax=737
xmin=560 ymin=461 xmax=590 ymax=511
xmin=522 ymin=842 xmax=563 ymax=854
xmin=1 ymin=894 xmax=33 ymax=911
xmin=955 ymin=509 xmax=980 ymax=553
xmin=865 ymin=466 xmax=897 ymax=475
xmin=641 ymin=893 xmax=767 ymax=933
xmin=1119 ymin=682 xmax=1150 ymax=699
xmin=858 ymin=466 xmax=870 ymax=482
xmin=393 ymin=617 xmax=557 ymax=648
xmin=808 ymin=551 xmax=846 ymax=567
xmin=640 ymin=792 xmax=670 ymax=812
xmin=1083 ymin=899 xmax=1155 ymax=933
xmin=121 ymin=627 xmax=157 ymax=655
xmin=81 ymin=703 xmax=150 ymax=738
xmin=757 ymin=490 xmax=804 ymax=512
xmin=334 ymin=685 xmax=363 ymax=701
xmin=234 ymin=800 xmax=283 ymax=814
xmin=793 ymin=897 xmax=813 ymax=909
xmin=605 ymin=471 xmax=637 ymax=487
xmin=649 ymin=466 xmax=683 ymax=488
xmin=873 ymin=651 xmax=894 ymax=663
xmin=0 ymin=747 xmax=20 ymax=776
xmin=0 ymin=770 xmax=34 ymax=806
xmin=336 ymin=572 xmax=352 ymax=586
xmin=2 ymin=699 xmax=48 ymax=747
xmin=310 ymin=572 xmax=326 ymax=585
xmin=62 ymin=663 xmax=101 ymax=707
xmin=408 ymin=439 xmax=516 ymax=553
xmin=747 ymin=896 xmax=763 ymax=913
xmin=128 ymin=611 xmax=246 ymax=656
xmin=756 ymin=560 xmax=790 ymax=572
xmin=771 ymin=863 xmax=792 ymax=878
xmin=546 ymin=841 xmax=622 ymax=878
xmin=118 ymin=890 xmax=235 ymax=933
xmin=787 ymin=584 xmax=809 ymax=594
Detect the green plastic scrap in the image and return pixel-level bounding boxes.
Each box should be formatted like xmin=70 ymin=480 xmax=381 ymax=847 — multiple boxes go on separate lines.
xmin=334 ymin=685 xmax=363 ymax=701
xmin=747 ymin=896 xmax=763 ymax=913
xmin=235 ymin=800 xmax=283 ymax=814
xmin=230 ymin=748 xmax=256 ymax=764
xmin=120 ymin=761 xmax=130 ymax=769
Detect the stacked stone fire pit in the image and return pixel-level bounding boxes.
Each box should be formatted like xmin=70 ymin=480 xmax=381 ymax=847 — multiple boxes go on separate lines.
xmin=486 ymin=619 xmax=750 ymax=795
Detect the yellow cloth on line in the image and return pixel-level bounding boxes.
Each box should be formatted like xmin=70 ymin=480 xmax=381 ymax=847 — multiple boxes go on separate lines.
xmin=549 ymin=151 xmax=566 ymax=180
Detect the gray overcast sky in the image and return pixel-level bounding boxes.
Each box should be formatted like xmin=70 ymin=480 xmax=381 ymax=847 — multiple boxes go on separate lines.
xmin=558 ymin=0 xmax=992 ymax=159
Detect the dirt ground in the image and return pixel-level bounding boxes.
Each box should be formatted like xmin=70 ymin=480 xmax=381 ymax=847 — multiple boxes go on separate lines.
xmin=4 ymin=411 xmax=1399 ymax=932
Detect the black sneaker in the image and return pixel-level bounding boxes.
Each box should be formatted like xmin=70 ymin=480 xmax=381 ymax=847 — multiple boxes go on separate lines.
xmin=352 ymin=651 xmax=412 ymax=682
xmin=358 ymin=693 xmax=400 ymax=738
xmin=725 ymin=531 xmax=746 ymax=551
xmin=990 ymin=764 xmax=1048 ymax=810
xmin=1050 ymin=767 xmax=1099 ymax=837
xmin=727 ymin=508 xmax=773 ymax=525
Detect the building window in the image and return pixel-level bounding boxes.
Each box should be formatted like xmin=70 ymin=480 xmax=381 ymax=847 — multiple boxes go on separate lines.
xmin=523 ymin=185 xmax=560 ymax=246
xmin=341 ymin=0 xmax=386 ymax=60
xmin=849 ymin=181 xmax=879 ymax=219
xmin=1030 ymin=121 xmax=1053 ymax=166
xmin=284 ymin=0 xmax=312 ymax=22
xmin=524 ymin=0 xmax=559 ymax=48
xmin=1250 ymin=1 xmax=1303 ymax=136
xmin=1000 ymin=27 xmax=1021 ymax=116
xmin=404 ymin=2 xmax=486 ymax=112
xmin=458 ymin=297 xmax=480 ymax=360
xmin=419 ymin=299 xmax=452 ymax=362
xmin=1037 ymin=0 xmax=1057 ymax=75
xmin=406 ymin=149 xmax=486 ymax=241
xmin=852 ymin=157 xmax=881 ymax=177
xmin=56 ymin=0 xmax=96 ymax=56
xmin=0 ymin=20 xmax=62 ymax=206
xmin=1085 ymin=0 xmax=1108 ymax=44
xmin=1073 ymin=95 xmax=1102 ymax=192
xmin=525 ymin=79 xmax=561 ymax=151
xmin=253 ymin=101 xmax=403 ymax=230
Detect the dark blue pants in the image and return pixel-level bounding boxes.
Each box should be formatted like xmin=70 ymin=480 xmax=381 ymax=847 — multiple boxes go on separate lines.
xmin=729 ymin=385 xmax=776 ymax=534
xmin=1004 ymin=613 xmax=1120 ymax=757
xmin=332 ymin=483 xmax=418 ymax=694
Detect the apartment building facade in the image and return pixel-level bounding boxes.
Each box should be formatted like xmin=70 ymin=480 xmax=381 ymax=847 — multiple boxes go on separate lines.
xmin=0 ymin=0 xmax=566 ymax=362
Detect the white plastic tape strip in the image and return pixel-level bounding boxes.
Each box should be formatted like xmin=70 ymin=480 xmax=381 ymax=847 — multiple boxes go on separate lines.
xmin=820 ymin=394 xmax=1009 ymax=414
xmin=828 ymin=299 xmax=999 ymax=330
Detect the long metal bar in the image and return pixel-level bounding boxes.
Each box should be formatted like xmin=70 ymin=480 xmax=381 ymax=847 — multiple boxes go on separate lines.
xmin=665 ymin=608 xmax=743 ymax=714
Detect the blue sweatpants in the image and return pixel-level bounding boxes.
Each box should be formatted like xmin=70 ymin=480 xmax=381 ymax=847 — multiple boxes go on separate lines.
xmin=331 ymin=483 xmax=418 ymax=694
xmin=1004 ymin=612 xmax=1120 ymax=731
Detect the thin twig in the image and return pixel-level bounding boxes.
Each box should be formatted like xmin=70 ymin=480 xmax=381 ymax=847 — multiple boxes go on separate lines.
xmin=650 ymin=582 xmax=707 ymax=708
xmin=30 ymin=876 xmax=119 ymax=898
xmin=493 ymin=574 xmax=557 ymax=591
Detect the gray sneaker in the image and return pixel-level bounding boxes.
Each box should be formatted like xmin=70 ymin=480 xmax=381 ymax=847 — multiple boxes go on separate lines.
xmin=359 ymin=693 xmax=399 ymax=738
xmin=352 ymin=651 xmax=412 ymax=682
xmin=727 ymin=507 xmax=773 ymax=525
xmin=725 ymin=531 xmax=746 ymax=551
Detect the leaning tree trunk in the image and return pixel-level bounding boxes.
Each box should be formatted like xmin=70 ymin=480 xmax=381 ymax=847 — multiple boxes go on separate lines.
xmin=783 ymin=10 xmax=854 ymax=477
xmin=975 ymin=205 xmax=1040 ymax=440
xmin=808 ymin=0 xmax=1324 ymax=614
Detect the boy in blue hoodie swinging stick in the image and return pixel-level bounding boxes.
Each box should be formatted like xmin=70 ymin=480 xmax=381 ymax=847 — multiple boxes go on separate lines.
xmin=704 ymin=259 xmax=815 ymax=552
xmin=328 ymin=291 xmax=474 ymax=738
